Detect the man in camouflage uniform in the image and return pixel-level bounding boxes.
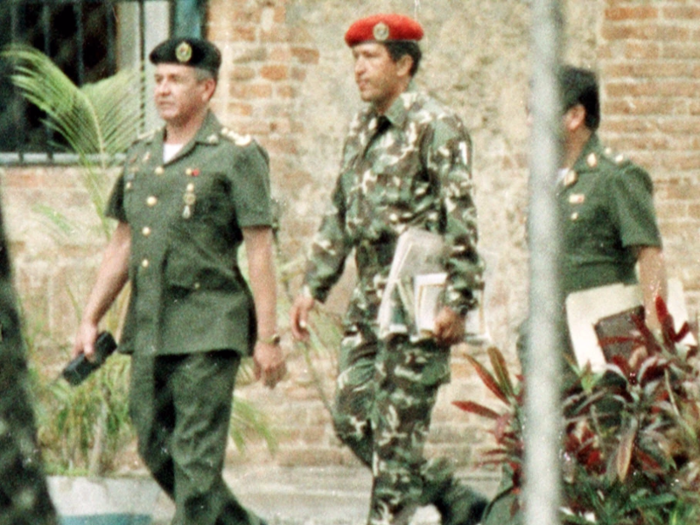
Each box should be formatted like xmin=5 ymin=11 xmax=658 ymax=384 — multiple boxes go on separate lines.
xmin=290 ymin=14 xmax=486 ymax=525
xmin=483 ymin=65 xmax=668 ymax=525
xmin=0 ymin=203 xmax=58 ymax=525
xmin=73 ymin=38 xmax=285 ymax=525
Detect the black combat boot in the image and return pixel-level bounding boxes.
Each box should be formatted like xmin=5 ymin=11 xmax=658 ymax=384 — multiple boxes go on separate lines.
xmin=432 ymin=477 xmax=488 ymax=525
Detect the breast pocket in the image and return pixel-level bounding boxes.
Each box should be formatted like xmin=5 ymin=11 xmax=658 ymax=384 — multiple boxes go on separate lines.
xmin=163 ymin=231 xmax=240 ymax=292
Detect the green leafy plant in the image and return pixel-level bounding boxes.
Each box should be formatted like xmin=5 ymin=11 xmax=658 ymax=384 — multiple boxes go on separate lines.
xmin=4 ymin=45 xmax=278 ymax=474
xmin=456 ymin=298 xmax=700 ymax=524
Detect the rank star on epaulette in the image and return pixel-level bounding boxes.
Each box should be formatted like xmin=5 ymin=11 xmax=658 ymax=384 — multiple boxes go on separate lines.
xmin=222 ymin=130 xmax=252 ymax=147
xmin=234 ymin=134 xmax=252 ymax=147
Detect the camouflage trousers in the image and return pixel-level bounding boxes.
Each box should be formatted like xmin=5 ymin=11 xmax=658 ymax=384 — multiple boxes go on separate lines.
xmin=333 ymin=324 xmax=453 ymax=525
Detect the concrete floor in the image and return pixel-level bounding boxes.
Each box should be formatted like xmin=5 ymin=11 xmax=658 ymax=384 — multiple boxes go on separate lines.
xmin=151 ymin=466 xmax=500 ymax=525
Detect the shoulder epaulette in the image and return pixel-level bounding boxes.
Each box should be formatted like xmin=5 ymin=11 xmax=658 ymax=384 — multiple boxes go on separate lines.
xmin=601 ymin=145 xmax=629 ymax=167
xmin=219 ymin=126 xmax=252 ymax=147
xmin=136 ymin=127 xmax=160 ymax=143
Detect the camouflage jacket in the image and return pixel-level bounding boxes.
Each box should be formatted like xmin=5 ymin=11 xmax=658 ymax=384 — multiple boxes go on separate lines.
xmin=303 ymin=84 xmax=483 ymax=327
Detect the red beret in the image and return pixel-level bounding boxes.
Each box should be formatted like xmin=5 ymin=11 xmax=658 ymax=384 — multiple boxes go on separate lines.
xmin=345 ymin=14 xmax=424 ymax=47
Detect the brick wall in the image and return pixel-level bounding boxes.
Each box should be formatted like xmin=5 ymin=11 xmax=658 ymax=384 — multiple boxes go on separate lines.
xmin=1 ymin=0 xmax=698 ymax=470
xmin=598 ymin=0 xmax=700 ymax=319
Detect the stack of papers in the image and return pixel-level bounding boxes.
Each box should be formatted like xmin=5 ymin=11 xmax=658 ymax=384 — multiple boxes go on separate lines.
xmin=377 ymin=228 xmax=446 ymax=341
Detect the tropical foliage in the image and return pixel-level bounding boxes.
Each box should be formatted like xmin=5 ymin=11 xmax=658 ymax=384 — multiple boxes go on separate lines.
xmin=3 ymin=45 xmax=277 ymax=474
xmin=456 ymin=297 xmax=700 ymax=524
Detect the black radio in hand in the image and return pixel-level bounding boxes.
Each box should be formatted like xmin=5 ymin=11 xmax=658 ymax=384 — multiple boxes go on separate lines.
xmin=62 ymin=331 xmax=118 ymax=386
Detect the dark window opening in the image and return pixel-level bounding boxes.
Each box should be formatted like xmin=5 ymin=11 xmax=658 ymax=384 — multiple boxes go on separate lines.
xmin=0 ymin=0 xmax=207 ymax=165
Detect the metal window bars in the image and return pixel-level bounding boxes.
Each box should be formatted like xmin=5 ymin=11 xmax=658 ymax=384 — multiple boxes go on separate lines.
xmin=0 ymin=0 xmax=179 ymax=165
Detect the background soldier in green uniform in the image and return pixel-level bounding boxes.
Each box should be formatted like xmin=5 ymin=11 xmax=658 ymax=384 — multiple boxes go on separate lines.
xmin=556 ymin=66 xmax=666 ymax=323
xmin=72 ymin=38 xmax=285 ymax=525
xmin=0 ymin=201 xmax=58 ymax=525
xmin=483 ymin=65 xmax=668 ymax=525
xmin=290 ymin=14 xmax=487 ymax=525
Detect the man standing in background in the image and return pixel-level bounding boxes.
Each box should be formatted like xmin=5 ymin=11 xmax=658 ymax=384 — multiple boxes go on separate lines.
xmin=484 ymin=65 xmax=668 ymax=525
xmin=291 ymin=14 xmax=486 ymax=525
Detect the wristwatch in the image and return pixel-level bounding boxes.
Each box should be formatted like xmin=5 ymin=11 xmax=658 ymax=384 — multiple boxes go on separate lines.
xmin=258 ymin=333 xmax=281 ymax=345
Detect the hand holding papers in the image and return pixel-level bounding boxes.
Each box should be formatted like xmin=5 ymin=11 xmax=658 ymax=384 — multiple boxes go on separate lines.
xmin=566 ymin=278 xmax=696 ymax=373
xmin=377 ymin=228 xmax=446 ymax=341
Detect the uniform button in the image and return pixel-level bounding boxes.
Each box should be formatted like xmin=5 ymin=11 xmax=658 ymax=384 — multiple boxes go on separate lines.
xmin=193 ymin=282 xmax=201 ymax=290
xmin=142 ymin=226 xmax=151 ymax=237
xmin=141 ymin=259 xmax=149 ymax=268
xmin=571 ymin=212 xmax=579 ymax=220
xmin=146 ymin=196 xmax=158 ymax=207
xmin=186 ymin=182 xmax=195 ymax=192
xmin=125 ymin=181 xmax=133 ymax=190
xmin=154 ymin=166 xmax=164 ymax=176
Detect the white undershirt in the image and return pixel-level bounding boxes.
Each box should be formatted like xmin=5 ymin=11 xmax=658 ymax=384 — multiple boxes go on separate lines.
xmin=163 ymin=143 xmax=184 ymax=163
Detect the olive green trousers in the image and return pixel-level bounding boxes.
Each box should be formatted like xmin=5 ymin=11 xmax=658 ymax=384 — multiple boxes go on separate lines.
xmin=130 ymin=350 xmax=264 ymax=525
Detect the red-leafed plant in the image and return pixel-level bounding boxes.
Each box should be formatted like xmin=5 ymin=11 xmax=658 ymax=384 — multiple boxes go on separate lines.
xmin=456 ymin=297 xmax=700 ymax=525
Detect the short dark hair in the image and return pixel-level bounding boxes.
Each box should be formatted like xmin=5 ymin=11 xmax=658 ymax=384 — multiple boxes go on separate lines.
xmin=383 ymin=40 xmax=422 ymax=77
xmin=559 ymin=66 xmax=600 ymax=131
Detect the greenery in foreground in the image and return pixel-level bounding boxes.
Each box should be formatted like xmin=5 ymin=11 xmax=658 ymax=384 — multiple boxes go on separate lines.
xmin=456 ymin=298 xmax=700 ymax=524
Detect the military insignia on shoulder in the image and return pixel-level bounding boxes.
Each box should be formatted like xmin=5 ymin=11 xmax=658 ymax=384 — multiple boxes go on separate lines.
xmin=221 ymin=128 xmax=252 ymax=147
xmin=373 ymin=22 xmax=390 ymax=42
xmin=176 ymin=41 xmax=193 ymax=64
xmin=137 ymin=128 xmax=159 ymax=143
xmin=600 ymin=145 xmax=628 ymax=166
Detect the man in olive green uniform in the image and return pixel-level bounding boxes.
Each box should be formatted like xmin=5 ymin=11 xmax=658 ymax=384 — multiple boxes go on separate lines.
xmin=290 ymin=14 xmax=486 ymax=525
xmin=483 ymin=65 xmax=667 ymax=525
xmin=0 ymin=203 xmax=58 ymax=525
xmin=73 ymin=38 xmax=285 ymax=525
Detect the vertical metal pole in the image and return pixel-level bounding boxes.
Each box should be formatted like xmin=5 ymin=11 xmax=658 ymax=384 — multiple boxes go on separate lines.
xmin=106 ymin=1 xmax=117 ymax=76
xmin=75 ymin=0 xmax=86 ymax=85
xmin=42 ymin=2 xmax=52 ymax=156
xmin=525 ymin=1 xmax=564 ymax=525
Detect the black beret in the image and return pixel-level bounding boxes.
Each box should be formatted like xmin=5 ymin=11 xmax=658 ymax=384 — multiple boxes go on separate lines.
xmin=149 ymin=38 xmax=221 ymax=75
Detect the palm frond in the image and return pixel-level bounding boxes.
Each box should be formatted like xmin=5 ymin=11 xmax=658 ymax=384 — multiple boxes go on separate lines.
xmin=3 ymin=44 xmax=144 ymax=240
xmin=229 ymin=395 xmax=278 ymax=453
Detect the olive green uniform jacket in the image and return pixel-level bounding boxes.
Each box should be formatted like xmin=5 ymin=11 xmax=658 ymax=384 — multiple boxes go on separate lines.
xmin=558 ymin=133 xmax=662 ymax=296
xmin=106 ymin=111 xmax=273 ymax=357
